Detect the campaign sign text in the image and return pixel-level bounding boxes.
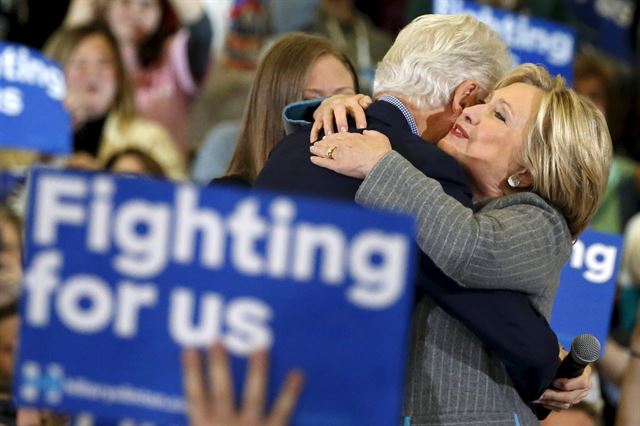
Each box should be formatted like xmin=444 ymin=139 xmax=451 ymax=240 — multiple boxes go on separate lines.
xmin=0 ymin=42 xmax=70 ymax=154
xmin=551 ymin=229 xmax=623 ymax=353
xmin=15 ymin=168 xmax=415 ymax=425
xmin=433 ymin=0 xmax=576 ymax=84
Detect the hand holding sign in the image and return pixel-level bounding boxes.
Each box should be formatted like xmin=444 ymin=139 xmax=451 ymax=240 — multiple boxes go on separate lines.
xmin=183 ymin=344 xmax=304 ymax=426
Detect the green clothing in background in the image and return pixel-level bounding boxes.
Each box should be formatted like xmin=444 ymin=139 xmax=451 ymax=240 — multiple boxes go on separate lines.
xmin=590 ymin=156 xmax=640 ymax=235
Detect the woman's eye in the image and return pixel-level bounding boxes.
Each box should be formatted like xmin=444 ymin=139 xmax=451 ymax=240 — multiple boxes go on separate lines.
xmin=494 ymin=110 xmax=506 ymax=122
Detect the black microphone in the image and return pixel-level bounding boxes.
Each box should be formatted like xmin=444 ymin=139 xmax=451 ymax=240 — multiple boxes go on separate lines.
xmin=556 ymin=334 xmax=601 ymax=378
xmin=538 ymin=334 xmax=600 ymax=419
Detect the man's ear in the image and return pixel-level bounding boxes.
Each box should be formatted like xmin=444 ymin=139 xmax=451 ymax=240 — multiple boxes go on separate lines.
xmin=452 ymin=81 xmax=480 ymax=115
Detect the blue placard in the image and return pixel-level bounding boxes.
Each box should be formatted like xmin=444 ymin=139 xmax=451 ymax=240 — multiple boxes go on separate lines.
xmin=550 ymin=229 xmax=623 ymax=353
xmin=0 ymin=42 xmax=71 ymax=154
xmin=433 ymin=0 xmax=576 ymax=84
xmin=568 ymin=0 xmax=635 ymax=64
xmin=15 ymin=167 xmax=415 ymax=425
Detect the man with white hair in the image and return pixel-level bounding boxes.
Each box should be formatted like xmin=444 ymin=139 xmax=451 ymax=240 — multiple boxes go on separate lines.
xmin=255 ymin=14 xmax=581 ymax=425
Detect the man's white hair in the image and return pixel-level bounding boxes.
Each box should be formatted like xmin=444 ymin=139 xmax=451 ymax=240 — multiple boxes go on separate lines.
xmin=373 ymin=14 xmax=512 ymax=109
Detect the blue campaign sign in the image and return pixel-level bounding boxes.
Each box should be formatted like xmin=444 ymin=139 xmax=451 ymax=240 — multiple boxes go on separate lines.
xmin=15 ymin=167 xmax=416 ymax=425
xmin=567 ymin=0 xmax=635 ymax=64
xmin=550 ymin=229 xmax=623 ymax=354
xmin=433 ymin=0 xmax=576 ymax=84
xmin=0 ymin=42 xmax=71 ymax=154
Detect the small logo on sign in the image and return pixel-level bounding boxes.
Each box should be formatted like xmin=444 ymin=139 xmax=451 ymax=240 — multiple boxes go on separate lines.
xmin=20 ymin=361 xmax=65 ymax=404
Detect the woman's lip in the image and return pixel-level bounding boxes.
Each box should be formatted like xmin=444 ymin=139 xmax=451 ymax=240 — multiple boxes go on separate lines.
xmin=450 ymin=124 xmax=468 ymax=139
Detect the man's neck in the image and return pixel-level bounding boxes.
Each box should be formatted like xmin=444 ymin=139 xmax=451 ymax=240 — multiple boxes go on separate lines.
xmin=403 ymin=101 xmax=432 ymax=137
xmin=385 ymin=95 xmax=443 ymax=142
xmin=375 ymin=93 xmax=455 ymax=142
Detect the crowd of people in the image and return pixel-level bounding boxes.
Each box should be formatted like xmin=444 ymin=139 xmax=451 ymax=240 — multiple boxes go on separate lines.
xmin=1 ymin=0 xmax=640 ymax=425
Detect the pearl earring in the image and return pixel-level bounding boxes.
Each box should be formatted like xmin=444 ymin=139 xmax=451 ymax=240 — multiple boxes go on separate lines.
xmin=507 ymin=175 xmax=520 ymax=188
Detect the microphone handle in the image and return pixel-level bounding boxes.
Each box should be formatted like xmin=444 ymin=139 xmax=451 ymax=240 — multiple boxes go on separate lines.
xmin=535 ymin=353 xmax=588 ymax=420
xmin=555 ymin=354 xmax=587 ymax=379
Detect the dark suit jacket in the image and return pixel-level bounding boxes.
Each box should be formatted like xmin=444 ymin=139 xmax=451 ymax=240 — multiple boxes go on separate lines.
xmin=255 ymin=100 xmax=559 ymax=415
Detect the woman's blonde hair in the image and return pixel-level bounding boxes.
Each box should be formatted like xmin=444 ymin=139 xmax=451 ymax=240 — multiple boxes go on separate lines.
xmin=226 ymin=33 xmax=358 ymax=183
xmin=44 ymin=22 xmax=136 ymax=122
xmin=495 ymin=64 xmax=612 ymax=238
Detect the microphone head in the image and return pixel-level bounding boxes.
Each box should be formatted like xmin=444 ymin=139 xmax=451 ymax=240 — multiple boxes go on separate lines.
xmin=570 ymin=334 xmax=601 ymax=364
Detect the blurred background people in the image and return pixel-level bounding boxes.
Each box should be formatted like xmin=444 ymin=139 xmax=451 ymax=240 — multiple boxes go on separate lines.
xmin=615 ymin=303 xmax=640 ymax=426
xmin=0 ymin=207 xmax=21 ymax=305
xmin=571 ymin=49 xmax=640 ymax=426
xmin=541 ymin=401 xmax=601 ymax=426
xmin=193 ymin=32 xmax=358 ymax=186
xmin=63 ymin=0 xmax=212 ymax=161
xmin=0 ymin=0 xmax=69 ymax=49
xmin=574 ymin=50 xmax=640 ymax=236
xmin=104 ymin=147 xmax=168 ymax=178
xmin=0 ymin=299 xmax=18 ymax=425
xmin=307 ymin=0 xmax=393 ymax=92
xmin=0 ymin=205 xmax=21 ymax=425
xmin=44 ymin=22 xmax=185 ymax=180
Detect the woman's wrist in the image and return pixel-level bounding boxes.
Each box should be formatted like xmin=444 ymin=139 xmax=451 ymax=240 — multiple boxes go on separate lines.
xmin=363 ymin=150 xmax=393 ymax=176
xmin=361 ymin=149 xmax=391 ymax=176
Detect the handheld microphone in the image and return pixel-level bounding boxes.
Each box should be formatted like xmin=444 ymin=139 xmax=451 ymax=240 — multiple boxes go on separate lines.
xmin=538 ymin=334 xmax=600 ymax=418
xmin=556 ymin=334 xmax=601 ymax=378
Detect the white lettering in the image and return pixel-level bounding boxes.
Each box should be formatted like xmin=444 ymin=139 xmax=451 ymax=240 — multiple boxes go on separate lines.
xmin=227 ymin=199 xmax=267 ymax=275
xmin=348 ymin=231 xmax=408 ymax=309
xmin=224 ymin=298 xmax=273 ymax=355
xmin=23 ymin=250 xmax=62 ymax=326
xmin=266 ymin=198 xmax=294 ymax=278
xmin=113 ymin=200 xmax=170 ymax=278
xmin=169 ymin=288 xmax=223 ymax=346
xmin=292 ymin=224 xmax=346 ymax=283
xmin=34 ymin=175 xmax=87 ymax=245
xmin=583 ymin=243 xmax=617 ymax=283
xmin=56 ymin=275 xmax=113 ymax=333
xmin=0 ymin=86 xmax=23 ymax=115
xmin=0 ymin=46 xmax=66 ymax=100
xmin=87 ymin=177 xmax=114 ymax=253
xmin=173 ymin=185 xmax=225 ymax=267
xmin=570 ymin=239 xmax=618 ymax=284
xmin=114 ymin=282 xmax=158 ymax=338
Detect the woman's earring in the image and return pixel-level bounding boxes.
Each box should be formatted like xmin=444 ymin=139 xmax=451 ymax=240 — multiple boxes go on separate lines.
xmin=507 ymin=175 xmax=520 ymax=188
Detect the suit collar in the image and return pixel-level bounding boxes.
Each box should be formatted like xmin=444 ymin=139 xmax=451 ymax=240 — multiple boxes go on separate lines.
xmin=367 ymin=99 xmax=419 ymax=136
xmin=378 ymin=96 xmax=420 ymax=135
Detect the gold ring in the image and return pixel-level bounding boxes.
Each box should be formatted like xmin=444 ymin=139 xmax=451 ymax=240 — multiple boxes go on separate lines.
xmin=327 ymin=145 xmax=337 ymax=159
